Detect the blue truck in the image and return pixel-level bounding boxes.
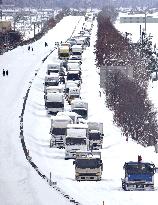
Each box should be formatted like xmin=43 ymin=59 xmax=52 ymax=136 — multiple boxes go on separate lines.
xmin=122 ymin=156 xmax=157 ymax=191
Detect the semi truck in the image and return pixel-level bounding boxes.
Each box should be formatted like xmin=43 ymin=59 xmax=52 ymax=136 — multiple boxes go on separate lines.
xmin=71 ymin=99 xmax=88 ymax=119
xmin=45 ymin=92 xmax=64 ymax=114
xmin=50 ymin=115 xmax=72 ymax=148
xmin=65 ymin=123 xmax=89 ymax=160
xmin=73 ymin=151 xmax=103 ymax=181
xmin=121 ymin=156 xmax=158 ymax=191
xmin=88 ymin=122 xmax=104 ymax=150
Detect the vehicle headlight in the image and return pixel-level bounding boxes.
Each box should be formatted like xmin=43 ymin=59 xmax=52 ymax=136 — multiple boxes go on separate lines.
xmin=75 ymin=173 xmax=79 ymax=176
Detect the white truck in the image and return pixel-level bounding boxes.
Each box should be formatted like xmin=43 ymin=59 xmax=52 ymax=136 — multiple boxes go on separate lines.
xmin=73 ymin=151 xmax=103 ymax=181
xmin=65 ymin=124 xmax=89 ymax=160
xmin=71 ymin=44 xmax=83 ymax=58
xmin=67 ymin=61 xmax=81 ymax=72
xmin=67 ymin=70 xmax=81 ymax=87
xmin=47 ymin=63 xmax=60 ymax=75
xmin=50 ymin=115 xmax=72 ymax=148
xmin=67 ymin=87 xmax=80 ymax=104
xmin=88 ymin=122 xmax=104 ymax=150
xmin=44 ymin=85 xmax=63 ymax=100
xmin=44 ymin=73 xmax=59 ymax=87
xmin=64 ymin=81 xmax=79 ymax=95
xmin=45 ymin=92 xmax=64 ymax=114
xmin=71 ymin=99 xmax=88 ymax=119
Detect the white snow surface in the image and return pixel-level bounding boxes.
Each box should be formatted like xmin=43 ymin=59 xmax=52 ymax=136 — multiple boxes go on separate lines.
xmin=1 ymin=13 xmax=158 ymax=205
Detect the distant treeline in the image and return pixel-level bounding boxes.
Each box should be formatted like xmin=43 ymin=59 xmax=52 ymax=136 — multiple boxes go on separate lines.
xmin=2 ymin=0 xmax=158 ymax=9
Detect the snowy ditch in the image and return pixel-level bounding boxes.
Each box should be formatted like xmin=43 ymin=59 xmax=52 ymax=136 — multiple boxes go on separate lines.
xmin=19 ymin=17 xmax=84 ymax=205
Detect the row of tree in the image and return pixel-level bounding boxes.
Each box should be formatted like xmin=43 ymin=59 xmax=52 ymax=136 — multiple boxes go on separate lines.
xmin=96 ymin=9 xmax=158 ymax=146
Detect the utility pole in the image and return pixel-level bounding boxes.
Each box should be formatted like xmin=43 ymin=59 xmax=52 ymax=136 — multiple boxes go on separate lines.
xmin=33 ymin=22 xmax=36 ymax=37
xmin=0 ymin=0 xmax=2 ymax=20
xmin=145 ymin=12 xmax=147 ymax=32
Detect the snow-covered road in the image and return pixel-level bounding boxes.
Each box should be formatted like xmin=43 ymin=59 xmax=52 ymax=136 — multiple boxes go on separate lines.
xmin=0 ymin=16 xmax=84 ymax=205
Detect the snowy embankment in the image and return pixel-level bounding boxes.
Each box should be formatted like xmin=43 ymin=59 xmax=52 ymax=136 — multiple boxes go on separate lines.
xmin=23 ymin=16 xmax=158 ymax=205
xmin=0 ymin=16 xmax=84 ymax=205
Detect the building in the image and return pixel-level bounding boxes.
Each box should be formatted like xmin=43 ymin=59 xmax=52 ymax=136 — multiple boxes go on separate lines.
xmin=120 ymin=15 xmax=158 ymax=23
xmin=0 ymin=20 xmax=11 ymax=33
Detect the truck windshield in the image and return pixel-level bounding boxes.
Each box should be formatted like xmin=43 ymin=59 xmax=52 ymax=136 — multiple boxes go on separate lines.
xmin=66 ymin=138 xmax=86 ymax=145
xmin=67 ymin=73 xmax=80 ymax=81
xmin=47 ymin=70 xmax=59 ymax=74
xmin=126 ymin=163 xmax=155 ymax=175
xmin=45 ymin=82 xmax=58 ymax=86
xmin=72 ymin=52 xmax=82 ymax=55
xmin=69 ymin=95 xmax=79 ymax=98
xmin=76 ymin=158 xmax=100 ymax=169
xmin=89 ymin=132 xmax=100 ymax=140
xmin=52 ymin=128 xmax=66 ymax=135
xmin=45 ymin=102 xmax=64 ymax=108
xmin=72 ymin=109 xmax=87 ymax=119
xmin=60 ymin=53 xmax=69 ymax=57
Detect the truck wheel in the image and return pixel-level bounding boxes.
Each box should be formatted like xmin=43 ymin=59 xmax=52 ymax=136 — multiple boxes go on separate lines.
xmin=122 ymin=182 xmax=126 ymax=190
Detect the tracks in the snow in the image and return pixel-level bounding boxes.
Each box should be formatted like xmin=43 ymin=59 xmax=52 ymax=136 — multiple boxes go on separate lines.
xmin=19 ymin=16 xmax=83 ymax=205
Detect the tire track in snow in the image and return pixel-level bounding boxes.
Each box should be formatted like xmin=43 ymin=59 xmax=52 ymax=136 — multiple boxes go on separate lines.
xmin=19 ymin=16 xmax=84 ymax=205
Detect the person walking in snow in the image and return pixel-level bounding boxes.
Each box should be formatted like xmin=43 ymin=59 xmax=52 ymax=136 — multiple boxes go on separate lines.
xmin=2 ymin=69 xmax=5 ymax=76
xmin=28 ymin=45 xmax=30 ymax=51
xmin=6 ymin=70 xmax=8 ymax=76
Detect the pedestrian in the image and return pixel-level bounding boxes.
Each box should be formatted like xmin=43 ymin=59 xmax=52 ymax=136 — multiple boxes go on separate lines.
xmin=32 ymin=47 xmax=33 ymax=51
xmin=2 ymin=69 xmax=5 ymax=76
xmin=28 ymin=45 xmax=30 ymax=51
xmin=45 ymin=42 xmax=48 ymax=47
xmin=6 ymin=70 xmax=8 ymax=76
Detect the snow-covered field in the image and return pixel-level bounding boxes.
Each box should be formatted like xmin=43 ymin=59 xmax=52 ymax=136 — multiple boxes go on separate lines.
xmin=1 ymin=12 xmax=158 ymax=205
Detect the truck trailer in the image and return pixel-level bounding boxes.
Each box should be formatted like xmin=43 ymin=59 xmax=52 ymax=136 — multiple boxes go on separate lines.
xmin=65 ymin=123 xmax=89 ymax=160
xmin=50 ymin=115 xmax=72 ymax=148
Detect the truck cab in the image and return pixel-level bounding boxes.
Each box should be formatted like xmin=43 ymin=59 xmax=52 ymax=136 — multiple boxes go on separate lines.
xmin=47 ymin=63 xmax=60 ymax=75
xmin=73 ymin=151 xmax=103 ymax=181
xmin=67 ymin=87 xmax=80 ymax=104
xmin=71 ymin=44 xmax=83 ymax=58
xmin=122 ymin=156 xmax=157 ymax=191
xmin=45 ymin=92 xmax=64 ymax=114
xmin=58 ymin=45 xmax=70 ymax=60
xmin=44 ymin=73 xmax=59 ymax=87
xmin=88 ymin=122 xmax=104 ymax=150
xmin=71 ymin=99 xmax=88 ymax=119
